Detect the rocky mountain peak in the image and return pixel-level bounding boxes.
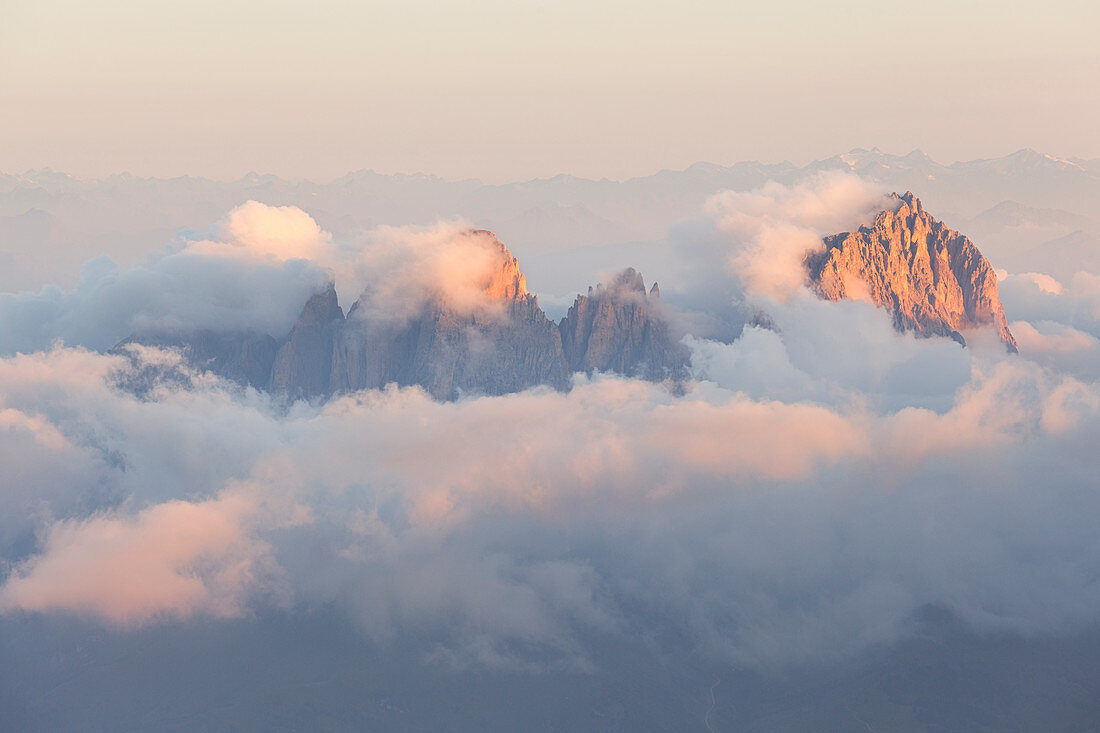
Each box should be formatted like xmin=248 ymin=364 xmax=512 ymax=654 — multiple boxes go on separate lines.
xmin=468 ymin=229 xmax=528 ymax=301
xmin=807 ymin=193 xmax=1018 ymax=352
xmin=606 ymin=267 xmax=646 ymax=295
xmin=560 ymin=268 xmax=689 ymax=379
xmin=893 ymin=190 xmax=922 ymax=213
xmin=269 ymin=282 xmax=345 ymax=400
xmin=296 ymin=282 xmax=343 ymax=326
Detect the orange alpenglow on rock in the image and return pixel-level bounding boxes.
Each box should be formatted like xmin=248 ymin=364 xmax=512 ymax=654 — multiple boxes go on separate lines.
xmin=806 ymin=192 xmax=1018 ymax=352
xmin=469 ymin=229 xmax=528 ymax=301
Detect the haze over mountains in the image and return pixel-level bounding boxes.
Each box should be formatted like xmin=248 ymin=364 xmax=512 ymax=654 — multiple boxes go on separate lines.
xmin=3 ymin=148 xmax=1099 ymax=297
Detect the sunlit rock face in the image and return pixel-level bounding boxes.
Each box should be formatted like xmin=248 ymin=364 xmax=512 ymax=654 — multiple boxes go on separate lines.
xmin=559 ymin=268 xmax=690 ymax=380
xmin=806 ymin=192 xmax=1018 ymax=351
xmin=475 ymin=229 xmax=529 ymax=300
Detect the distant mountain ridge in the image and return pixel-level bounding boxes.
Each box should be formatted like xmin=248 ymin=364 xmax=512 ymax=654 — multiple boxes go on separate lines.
xmin=4 ymin=147 xmax=1098 ymax=296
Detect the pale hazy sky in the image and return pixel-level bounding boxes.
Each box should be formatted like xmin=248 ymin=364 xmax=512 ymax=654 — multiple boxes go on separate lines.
xmin=2 ymin=0 xmax=1098 ymax=181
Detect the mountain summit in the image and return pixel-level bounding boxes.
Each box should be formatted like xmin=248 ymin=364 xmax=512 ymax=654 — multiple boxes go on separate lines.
xmin=559 ymin=268 xmax=688 ymax=379
xmin=806 ymin=193 xmax=1017 ymax=351
xmin=473 ymin=229 xmax=528 ymax=300
xmin=306 ymin=230 xmax=567 ymax=400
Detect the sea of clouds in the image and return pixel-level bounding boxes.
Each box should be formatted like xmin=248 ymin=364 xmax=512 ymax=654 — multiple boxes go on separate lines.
xmin=1 ymin=173 xmax=1098 ymax=674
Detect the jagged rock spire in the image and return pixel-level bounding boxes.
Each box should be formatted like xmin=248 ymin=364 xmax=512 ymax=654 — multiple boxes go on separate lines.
xmin=559 ymin=267 xmax=689 ymax=379
xmin=806 ymin=193 xmax=1017 ymax=352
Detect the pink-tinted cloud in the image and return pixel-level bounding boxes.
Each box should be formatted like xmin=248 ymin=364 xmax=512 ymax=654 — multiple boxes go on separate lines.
xmin=704 ymin=173 xmax=889 ymax=301
xmin=186 ymin=201 xmax=333 ymax=263
xmin=0 ymin=490 xmax=267 ymax=625
xmin=341 ymin=223 xmax=526 ymax=322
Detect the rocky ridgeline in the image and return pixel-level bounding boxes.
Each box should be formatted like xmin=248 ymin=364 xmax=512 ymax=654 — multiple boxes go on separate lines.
xmin=806 ymin=192 xmax=1017 ymax=351
xmin=119 ymin=195 xmax=1019 ymax=399
xmin=123 ymin=232 xmax=687 ymax=401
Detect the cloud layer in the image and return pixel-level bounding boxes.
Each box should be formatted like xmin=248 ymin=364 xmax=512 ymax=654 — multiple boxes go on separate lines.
xmin=704 ymin=172 xmax=890 ymax=301
xmin=0 ymin=331 xmax=1096 ymax=669
xmin=0 ymin=202 xmax=334 ymax=354
xmin=1 ymin=177 xmax=1098 ymax=675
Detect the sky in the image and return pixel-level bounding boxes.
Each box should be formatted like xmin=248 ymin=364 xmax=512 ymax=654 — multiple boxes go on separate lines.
xmin=2 ymin=0 xmax=1099 ymax=181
